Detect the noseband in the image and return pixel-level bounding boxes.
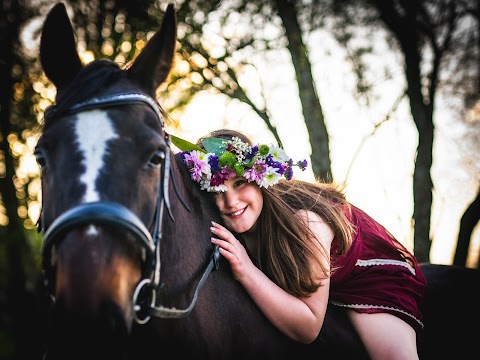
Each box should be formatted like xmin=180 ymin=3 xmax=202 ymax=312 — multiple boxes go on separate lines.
xmin=40 ymin=93 xmax=220 ymax=323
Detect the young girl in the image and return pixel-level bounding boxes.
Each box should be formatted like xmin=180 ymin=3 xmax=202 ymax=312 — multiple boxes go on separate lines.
xmin=177 ymin=129 xmax=427 ymax=360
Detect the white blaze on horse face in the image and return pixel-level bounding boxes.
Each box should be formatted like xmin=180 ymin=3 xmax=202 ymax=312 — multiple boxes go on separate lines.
xmin=75 ymin=110 xmax=118 ymax=203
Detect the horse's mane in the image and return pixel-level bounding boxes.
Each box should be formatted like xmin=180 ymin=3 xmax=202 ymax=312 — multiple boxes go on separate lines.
xmin=173 ymin=153 xmax=221 ymax=221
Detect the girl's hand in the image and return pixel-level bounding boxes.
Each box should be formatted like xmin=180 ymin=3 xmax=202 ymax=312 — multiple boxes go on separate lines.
xmin=210 ymin=221 xmax=255 ymax=282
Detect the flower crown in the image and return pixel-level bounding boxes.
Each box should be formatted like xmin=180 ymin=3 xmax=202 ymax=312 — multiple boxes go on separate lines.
xmin=171 ymin=134 xmax=308 ymax=192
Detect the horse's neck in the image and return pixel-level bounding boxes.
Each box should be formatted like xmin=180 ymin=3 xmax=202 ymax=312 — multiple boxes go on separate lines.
xmin=172 ymin=152 xmax=220 ymax=220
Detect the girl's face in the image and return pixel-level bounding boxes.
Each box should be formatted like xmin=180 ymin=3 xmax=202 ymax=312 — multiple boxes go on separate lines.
xmin=214 ymin=177 xmax=263 ymax=234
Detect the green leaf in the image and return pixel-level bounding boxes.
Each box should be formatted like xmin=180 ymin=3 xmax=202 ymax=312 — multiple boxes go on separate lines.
xmin=170 ymin=135 xmax=205 ymax=153
xmin=244 ymin=154 xmax=258 ymax=167
xmin=202 ymin=138 xmax=227 ymax=156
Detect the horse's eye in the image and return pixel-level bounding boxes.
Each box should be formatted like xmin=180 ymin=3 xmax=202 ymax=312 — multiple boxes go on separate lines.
xmin=148 ymin=149 xmax=165 ymax=168
xmin=34 ymin=149 xmax=47 ymax=170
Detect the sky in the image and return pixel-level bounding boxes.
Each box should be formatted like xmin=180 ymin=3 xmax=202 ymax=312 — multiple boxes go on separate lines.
xmin=166 ymin=25 xmax=480 ymax=267
xmin=21 ymin=1 xmax=479 ymax=267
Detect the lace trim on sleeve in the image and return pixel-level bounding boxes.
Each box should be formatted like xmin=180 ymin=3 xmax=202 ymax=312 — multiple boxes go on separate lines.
xmin=355 ymin=258 xmax=416 ymax=276
xmin=329 ymin=300 xmax=424 ymax=329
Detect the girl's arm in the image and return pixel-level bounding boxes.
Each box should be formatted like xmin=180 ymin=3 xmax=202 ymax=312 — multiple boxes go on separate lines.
xmin=210 ymin=210 xmax=334 ymax=344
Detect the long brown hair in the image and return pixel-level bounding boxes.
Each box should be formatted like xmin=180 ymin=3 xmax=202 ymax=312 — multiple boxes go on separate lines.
xmin=197 ymin=129 xmax=354 ymax=297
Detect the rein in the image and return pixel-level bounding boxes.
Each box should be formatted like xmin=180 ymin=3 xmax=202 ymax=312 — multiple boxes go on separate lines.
xmin=40 ymin=92 xmax=220 ymax=323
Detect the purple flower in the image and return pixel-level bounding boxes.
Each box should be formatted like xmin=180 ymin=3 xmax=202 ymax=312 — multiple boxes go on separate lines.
xmin=211 ymin=167 xmax=235 ymax=186
xmin=297 ymin=159 xmax=308 ymax=170
xmin=209 ymin=155 xmax=221 ymax=172
xmin=244 ymin=161 xmax=266 ymax=182
xmin=184 ymin=151 xmax=211 ymax=182
xmin=284 ymin=166 xmax=293 ymax=180
xmin=246 ymin=145 xmax=259 ymax=160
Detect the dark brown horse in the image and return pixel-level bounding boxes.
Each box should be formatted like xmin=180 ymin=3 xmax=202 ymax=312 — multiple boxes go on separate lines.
xmin=36 ymin=3 xmax=479 ymax=360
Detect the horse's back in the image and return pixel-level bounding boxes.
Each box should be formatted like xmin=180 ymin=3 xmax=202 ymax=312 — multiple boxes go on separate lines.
xmin=418 ymin=263 xmax=480 ymax=359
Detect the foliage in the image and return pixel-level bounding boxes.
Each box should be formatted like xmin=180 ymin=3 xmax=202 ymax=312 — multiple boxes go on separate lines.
xmin=0 ymin=0 xmax=478 ymax=357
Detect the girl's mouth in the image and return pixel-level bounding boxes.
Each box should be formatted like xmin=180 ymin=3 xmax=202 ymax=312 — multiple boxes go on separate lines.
xmin=228 ymin=207 xmax=245 ymax=217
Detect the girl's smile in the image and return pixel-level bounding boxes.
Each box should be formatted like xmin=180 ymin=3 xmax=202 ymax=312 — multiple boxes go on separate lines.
xmin=214 ymin=177 xmax=263 ymax=234
xmin=225 ymin=207 xmax=246 ymax=218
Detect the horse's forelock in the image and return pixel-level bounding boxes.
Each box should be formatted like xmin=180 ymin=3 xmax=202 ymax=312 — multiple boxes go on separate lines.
xmin=54 ymin=60 xmax=123 ymax=112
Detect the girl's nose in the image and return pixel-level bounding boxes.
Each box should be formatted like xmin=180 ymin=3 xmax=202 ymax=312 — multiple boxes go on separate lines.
xmin=223 ymin=190 xmax=239 ymax=208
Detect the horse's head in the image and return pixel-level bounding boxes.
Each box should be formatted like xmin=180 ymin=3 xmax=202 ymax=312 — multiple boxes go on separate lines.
xmin=36 ymin=2 xmax=179 ymax=358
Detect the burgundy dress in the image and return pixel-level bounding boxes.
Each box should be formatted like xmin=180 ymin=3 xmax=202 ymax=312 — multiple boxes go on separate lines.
xmin=329 ymin=205 xmax=427 ymax=333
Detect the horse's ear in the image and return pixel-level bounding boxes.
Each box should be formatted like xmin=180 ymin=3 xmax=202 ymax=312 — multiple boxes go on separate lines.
xmin=127 ymin=3 xmax=177 ymax=96
xmin=40 ymin=2 xmax=83 ymax=89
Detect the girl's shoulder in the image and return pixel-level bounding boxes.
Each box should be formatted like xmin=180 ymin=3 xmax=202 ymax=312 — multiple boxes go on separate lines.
xmin=295 ymin=210 xmax=334 ymax=247
xmin=295 ymin=209 xmax=318 ymax=221
xmin=295 ymin=209 xmax=328 ymax=223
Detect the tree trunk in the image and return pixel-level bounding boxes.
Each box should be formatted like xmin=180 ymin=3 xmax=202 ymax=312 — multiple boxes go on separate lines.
xmin=453 ymin=186 xmax=480 ymax=267
xmin=273 ymin=0 xmax=333 ymax=182
xmin=372 ymin=0 xmax=434 ymax=262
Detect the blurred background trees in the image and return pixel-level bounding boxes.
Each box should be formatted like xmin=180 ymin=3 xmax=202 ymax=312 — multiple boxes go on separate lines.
xmin=1 ymin=0 xmax=478 ymax=358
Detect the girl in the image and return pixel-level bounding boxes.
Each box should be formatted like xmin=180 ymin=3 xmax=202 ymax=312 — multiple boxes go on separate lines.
xmin=177 ymin=129 xmax=427 ymax=360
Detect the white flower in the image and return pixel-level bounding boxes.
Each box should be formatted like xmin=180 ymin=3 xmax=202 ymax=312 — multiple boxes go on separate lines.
xmin=231 ymin=137 xmax=250 ymax=162
xmin=258 ymin=166 xmax=281 ymax=188
xmin=268 ymin=145 xmax=289 ymax=162
xmin=208 ymin=184 xmax=228 ymax=193
xmin=199 ymin=178 xmax=228 ymax=192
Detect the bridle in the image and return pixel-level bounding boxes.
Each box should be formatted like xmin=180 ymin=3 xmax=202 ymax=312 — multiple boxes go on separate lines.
xmin=39 ymin=92 xmax=221 ymax=323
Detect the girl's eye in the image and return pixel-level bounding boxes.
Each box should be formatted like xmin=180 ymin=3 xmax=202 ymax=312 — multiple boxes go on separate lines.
xmin=234 ymin=179 xmax=247 ymax=187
